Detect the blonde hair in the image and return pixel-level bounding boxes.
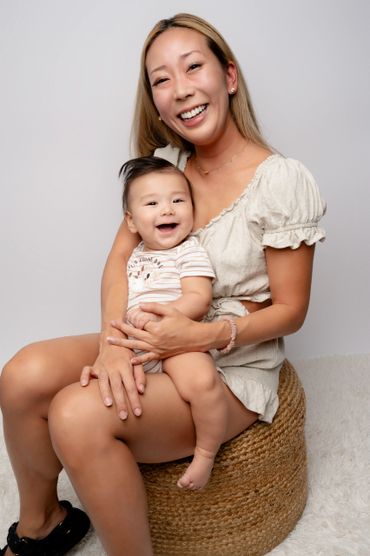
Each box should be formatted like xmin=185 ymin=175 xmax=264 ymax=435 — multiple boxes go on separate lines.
xmin=131 ymin=13 xmax=269 ymax=156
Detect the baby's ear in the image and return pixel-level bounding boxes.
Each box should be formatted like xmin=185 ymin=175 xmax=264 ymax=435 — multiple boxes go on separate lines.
xmin=125 ymin=211 xmax=137 ymax=234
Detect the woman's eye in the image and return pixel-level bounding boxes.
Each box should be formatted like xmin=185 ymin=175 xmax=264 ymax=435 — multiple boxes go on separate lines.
xmin=152 ymin=77 xmax=168 ymax=87
xmin=188 ymin=63 xmax=201 ymax=71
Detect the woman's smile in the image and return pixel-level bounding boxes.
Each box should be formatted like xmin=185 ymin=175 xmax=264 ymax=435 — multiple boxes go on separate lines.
xmin=178 ymin=104 xmax=208 ymax=121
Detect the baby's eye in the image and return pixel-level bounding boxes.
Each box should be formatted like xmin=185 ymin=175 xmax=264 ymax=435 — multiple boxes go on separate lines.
xmin=173 ymin=198 xmax=185 ymax=203
xmin=145 ymin=201 xmax=157 ymax=206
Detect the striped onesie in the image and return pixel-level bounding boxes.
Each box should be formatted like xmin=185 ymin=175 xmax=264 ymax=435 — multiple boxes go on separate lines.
xmin=126 ymin=235 xmax=215 ymax=373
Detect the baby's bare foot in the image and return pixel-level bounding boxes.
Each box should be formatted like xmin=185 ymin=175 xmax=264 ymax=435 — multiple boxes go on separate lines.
xmin=177 ymin=447 xmax=216 ymax=490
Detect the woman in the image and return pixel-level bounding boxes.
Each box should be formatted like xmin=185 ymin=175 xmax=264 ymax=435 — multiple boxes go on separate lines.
xmin=0 ymin=13 xmax=326 ymax=556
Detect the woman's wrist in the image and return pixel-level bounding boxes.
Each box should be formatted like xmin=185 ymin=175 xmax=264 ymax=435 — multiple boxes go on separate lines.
xmin=194 ymin=319 xmax=236 ymax=352
xmin=98 ymin=338 xmax=133 ymax=360
xmin=216 ymin=316 xmax=237 ymax=354
xmin=99 ymin=322 xmax=126 ymax=350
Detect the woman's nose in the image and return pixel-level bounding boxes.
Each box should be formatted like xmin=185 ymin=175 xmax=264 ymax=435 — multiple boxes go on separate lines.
xmin=174 ymin=75 xmax=194 ymax=100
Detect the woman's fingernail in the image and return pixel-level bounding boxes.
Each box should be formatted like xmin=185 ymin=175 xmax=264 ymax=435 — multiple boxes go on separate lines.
xmin=119 ymin=410 xmax=128 ymax=420
xmin=105 ymin=397 xmax=113 ymax=407
xmin=134 ymin=408 xmax=142 ymax=417
xmin=138 ymin=384 xmax=145 ymax=393
xmin=81 ymin=379 xmax=88 ymax=386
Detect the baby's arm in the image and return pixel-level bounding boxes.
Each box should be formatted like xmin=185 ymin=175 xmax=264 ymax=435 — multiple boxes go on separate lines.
xmin=128 ymin=276 xmax=212 ymax=329
xmin=165 ymin=276 xmax=213 ymax=320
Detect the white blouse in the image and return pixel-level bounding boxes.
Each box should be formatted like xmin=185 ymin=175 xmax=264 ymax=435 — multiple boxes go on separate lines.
xmin=154 ymin=146 xmax=326 ymax=303
xmin=153 ymin=145 xmax=326 ymax=422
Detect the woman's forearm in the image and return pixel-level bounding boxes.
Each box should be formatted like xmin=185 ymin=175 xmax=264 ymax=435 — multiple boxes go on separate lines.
xmin=100 ymin=221 xmax=140 ymax=344
xmin=199 ymin=302 xmax=308 ymax=353
xmin=235 ymin=302 xmax=307 ymax=346
xmin=100 ymin=274 xmax=128 ymax=343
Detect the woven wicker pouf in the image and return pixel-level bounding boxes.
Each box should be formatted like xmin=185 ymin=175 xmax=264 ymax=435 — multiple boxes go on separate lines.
xmin=139 ymin=360 xmax=307 ymax=556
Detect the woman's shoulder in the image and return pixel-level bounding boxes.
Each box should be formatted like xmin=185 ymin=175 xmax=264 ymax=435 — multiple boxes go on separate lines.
xmin=254 ymin=154 xmax=325 ymax=210
xmin=258 ymin=154 xmax=318 ymax=190
xmin=153 ymin=145 xmax=189 ymax=171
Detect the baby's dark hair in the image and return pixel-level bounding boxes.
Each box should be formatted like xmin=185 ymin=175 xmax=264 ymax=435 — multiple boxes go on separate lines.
xmin=119 ymin=156 xmax=193 ymax=211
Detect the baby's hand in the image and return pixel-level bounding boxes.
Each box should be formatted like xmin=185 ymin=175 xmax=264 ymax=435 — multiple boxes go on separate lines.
xmin=126 ymin=307 xmax=160 ymax=330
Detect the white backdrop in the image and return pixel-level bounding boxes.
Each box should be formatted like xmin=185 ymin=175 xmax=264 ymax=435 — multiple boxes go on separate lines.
xmin=1 ymin=0 xmax=369 ymax=365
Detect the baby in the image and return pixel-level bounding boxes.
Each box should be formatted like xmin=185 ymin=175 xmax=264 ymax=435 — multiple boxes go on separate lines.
xmin=119 ymin=155 xmax=227 ymax=490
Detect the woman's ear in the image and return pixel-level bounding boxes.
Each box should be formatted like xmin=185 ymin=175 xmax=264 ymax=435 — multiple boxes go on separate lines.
xmin=226 ymin=61 xmax=238 ymax=95
xmin=125 ymin=211 xmax=137 ymax=234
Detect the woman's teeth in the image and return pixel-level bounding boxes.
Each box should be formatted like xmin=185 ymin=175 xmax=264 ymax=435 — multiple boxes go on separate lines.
xmin=180 ymin=105 xmax=207 ymax=120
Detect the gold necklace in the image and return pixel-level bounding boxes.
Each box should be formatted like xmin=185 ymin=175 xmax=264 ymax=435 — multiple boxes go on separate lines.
xmin=193 ymin=143 xmax=248 ymax=176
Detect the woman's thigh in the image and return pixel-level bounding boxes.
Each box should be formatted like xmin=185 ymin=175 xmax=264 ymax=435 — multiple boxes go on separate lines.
xmin=0 ymin=334 xmax=100 ymax=414
xmin=50 ymin=371 xmax=257 ymax=465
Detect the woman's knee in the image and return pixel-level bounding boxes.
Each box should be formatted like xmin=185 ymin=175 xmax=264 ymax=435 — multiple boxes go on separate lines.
xmin=48 ymin=383 xmax=113 ymax=469
xmin=0 ymin=342 xmax=55 ymax=412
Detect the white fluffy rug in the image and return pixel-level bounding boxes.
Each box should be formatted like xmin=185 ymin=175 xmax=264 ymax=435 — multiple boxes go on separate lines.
xmin=1 ymin=354 xmax=369 ymax=555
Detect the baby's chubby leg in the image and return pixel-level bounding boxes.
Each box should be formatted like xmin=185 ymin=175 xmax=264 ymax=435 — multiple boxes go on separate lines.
xmin=163 ymin=352 xmax=227 ymax=490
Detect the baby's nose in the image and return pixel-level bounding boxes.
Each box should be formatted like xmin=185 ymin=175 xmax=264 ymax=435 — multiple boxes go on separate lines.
xmin=160 ymin=203 xmax=174 ymax=215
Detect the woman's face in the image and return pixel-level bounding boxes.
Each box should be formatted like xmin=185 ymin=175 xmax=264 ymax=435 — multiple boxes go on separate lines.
xmin=145 ymin=27 xmax=236 ymax=147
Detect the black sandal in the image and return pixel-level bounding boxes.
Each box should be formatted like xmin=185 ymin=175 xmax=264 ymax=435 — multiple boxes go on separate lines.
xmin=1 ymin=500 xmax=90 ymax=556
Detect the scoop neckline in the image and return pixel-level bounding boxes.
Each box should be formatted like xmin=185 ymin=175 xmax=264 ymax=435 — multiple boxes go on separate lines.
xmin=190 ymin=153 xmax=281 ymax=235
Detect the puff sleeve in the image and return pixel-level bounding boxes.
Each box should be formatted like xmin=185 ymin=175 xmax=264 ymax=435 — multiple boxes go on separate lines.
xmin=251 ymin=157 xmax=327 ymax=250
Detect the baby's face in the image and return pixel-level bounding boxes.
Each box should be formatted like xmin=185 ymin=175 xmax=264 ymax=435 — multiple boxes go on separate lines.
xmin=125 ymin=171 xmax=193 ymax=250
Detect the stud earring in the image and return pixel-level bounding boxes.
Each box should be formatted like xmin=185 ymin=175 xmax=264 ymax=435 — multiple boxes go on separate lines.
xmin=158 ymin=115 xmax=162 ymax=121
xmin=229 ymin=87 xmax=236 ymax=95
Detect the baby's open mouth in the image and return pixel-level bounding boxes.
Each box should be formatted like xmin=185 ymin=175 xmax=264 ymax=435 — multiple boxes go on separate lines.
xmin=157 ymin=223 xmax=178 ymax=231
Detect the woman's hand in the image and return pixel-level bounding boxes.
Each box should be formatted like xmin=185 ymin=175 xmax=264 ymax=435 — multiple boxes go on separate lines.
xmin=107 ymin=302 xmax=205 ymax=365
xmin=80 ymin=343 xmax=146 ymax=420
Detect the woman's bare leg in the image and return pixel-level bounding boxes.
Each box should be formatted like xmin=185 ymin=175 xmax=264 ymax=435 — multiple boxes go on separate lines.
xmin=163 ymin=352 xmax=229 ymax=490
xmin=48 ymin=371 xmax=257 ymax=556
xmin=0 ymin=334 xmax=99 ymax=550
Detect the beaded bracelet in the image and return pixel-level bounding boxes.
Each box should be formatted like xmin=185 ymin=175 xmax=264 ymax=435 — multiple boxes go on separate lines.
xmin=217 ymin=316 xmax=237 ymax=355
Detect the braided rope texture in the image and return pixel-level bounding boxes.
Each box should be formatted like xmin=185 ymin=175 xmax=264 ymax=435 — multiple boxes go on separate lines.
xmin=139 ymin=360 xmax=308 ymax=556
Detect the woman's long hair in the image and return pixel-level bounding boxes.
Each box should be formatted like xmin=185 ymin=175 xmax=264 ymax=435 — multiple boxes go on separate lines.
xmin=131 ymin=13 xmax=269 ymax=156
